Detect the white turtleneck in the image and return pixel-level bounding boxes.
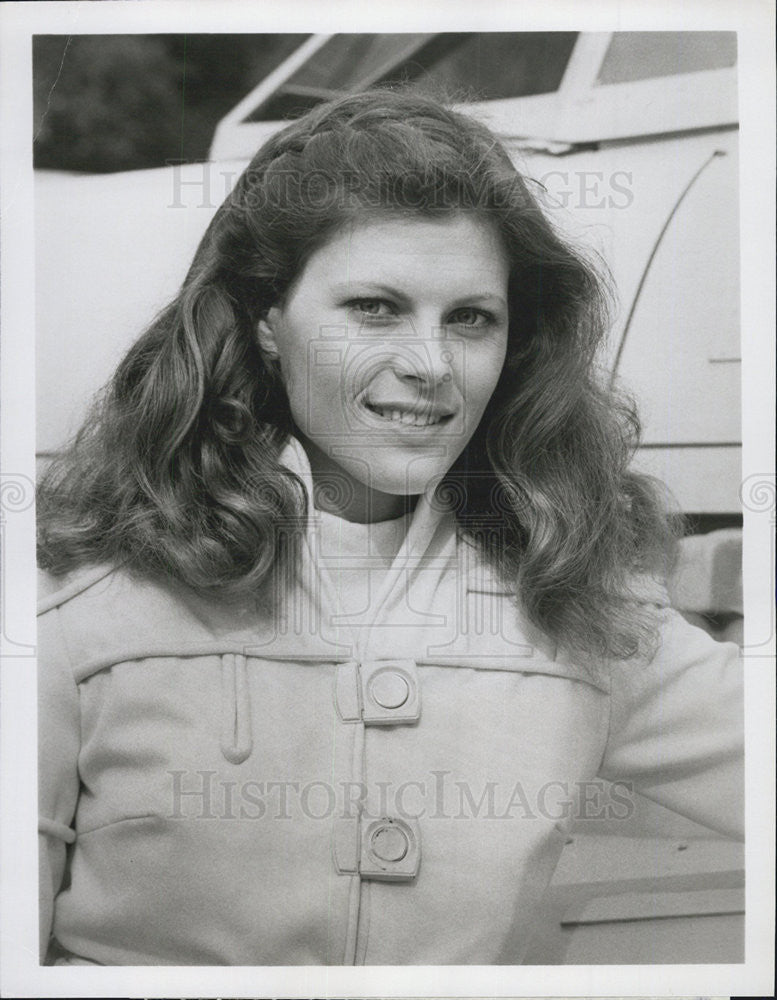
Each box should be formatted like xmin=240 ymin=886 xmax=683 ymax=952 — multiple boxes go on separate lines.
xmin=312 ymin=507 xmax=412 ymax=628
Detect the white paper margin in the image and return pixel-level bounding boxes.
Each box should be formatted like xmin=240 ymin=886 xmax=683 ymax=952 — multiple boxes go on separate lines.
xmin=1 ymin=0 xmax=774 ymax=996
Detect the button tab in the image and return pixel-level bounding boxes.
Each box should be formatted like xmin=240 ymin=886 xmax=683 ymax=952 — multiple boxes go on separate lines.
xmin=360 ymin=816 xmax=421 ymax=881
xmin=360 ymin=659 xmax=420 ymax=725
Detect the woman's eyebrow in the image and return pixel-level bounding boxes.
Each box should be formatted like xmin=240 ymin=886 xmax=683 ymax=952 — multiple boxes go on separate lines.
xmin=330 ymin=281 xmax=409 ymax=301
xmin=330 ymin=283 xmax=507 ymax=311
xmin=449 ymin=293 xmax=508 ymax=311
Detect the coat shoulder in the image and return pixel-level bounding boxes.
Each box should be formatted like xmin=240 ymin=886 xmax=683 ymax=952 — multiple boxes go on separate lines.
xmin=37 ymin=563 xmax=120 ymax=616
xmin=35 ymin=560 xmax=286 ymax=681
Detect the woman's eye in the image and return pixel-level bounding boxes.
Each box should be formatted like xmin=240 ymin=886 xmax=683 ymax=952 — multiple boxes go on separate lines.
xmin=349 ymin=299 xmax=394 ymax=318
xmin=447 ymin=307 xmax=491 ymax=328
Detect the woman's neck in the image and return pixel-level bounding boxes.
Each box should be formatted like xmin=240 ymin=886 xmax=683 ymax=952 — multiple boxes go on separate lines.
xmin=295 ymin=431 xmax=418 ymax=523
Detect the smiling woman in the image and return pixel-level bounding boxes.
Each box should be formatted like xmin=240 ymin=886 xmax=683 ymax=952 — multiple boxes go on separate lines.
xmin=256 ymin=214 xmax=509 ymax=519
xmin=38 ymin=88 xmax=665 ymax=660
xmin=35 ymin=89 xmax=742 ymax=967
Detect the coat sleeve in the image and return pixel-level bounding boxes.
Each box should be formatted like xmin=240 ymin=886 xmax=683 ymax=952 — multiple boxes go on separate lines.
xmin=599 ymin=607 xmax=744 ymax=840
xmin=37 ymin=603 xmax=81 ymax=961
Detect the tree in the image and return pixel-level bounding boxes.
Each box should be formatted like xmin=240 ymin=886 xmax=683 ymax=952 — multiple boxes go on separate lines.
xmin=33 ymin=34 xmax=305 ymax=173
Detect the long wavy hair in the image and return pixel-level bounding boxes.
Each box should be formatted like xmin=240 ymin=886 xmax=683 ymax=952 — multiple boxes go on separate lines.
xmin=38 ymin=89 xmax=678 ymax=660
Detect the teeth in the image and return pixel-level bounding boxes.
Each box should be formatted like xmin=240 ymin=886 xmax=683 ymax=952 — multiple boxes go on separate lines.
xmin=366 ymin=402 xmax=443 ymax=426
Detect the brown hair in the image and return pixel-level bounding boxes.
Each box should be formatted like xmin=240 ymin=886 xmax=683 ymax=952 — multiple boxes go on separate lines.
xmin=37 ymin=88 xmax=678 ymax=660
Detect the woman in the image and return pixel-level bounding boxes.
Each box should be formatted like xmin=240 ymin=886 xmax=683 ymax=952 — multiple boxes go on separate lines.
xmin=37 ymin=89 xmax=743 ymax=965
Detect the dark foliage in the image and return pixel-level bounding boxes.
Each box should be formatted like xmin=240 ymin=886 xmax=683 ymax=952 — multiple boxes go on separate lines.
xmin=33 ymin=34 xmax=305 ymax=173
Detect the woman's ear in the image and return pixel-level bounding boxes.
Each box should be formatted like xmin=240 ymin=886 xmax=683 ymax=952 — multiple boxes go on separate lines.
xmin=256 ymin=307 xmax=282 ymax=360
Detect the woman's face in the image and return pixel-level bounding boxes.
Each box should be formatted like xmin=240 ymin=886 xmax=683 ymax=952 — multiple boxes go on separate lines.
xmin=258 ymin=213 xmax=510 ymax=521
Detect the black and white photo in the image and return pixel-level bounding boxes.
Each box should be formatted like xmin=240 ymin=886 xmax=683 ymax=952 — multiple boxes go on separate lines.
xmin=0 ymin=2 xmax=774 ymax=997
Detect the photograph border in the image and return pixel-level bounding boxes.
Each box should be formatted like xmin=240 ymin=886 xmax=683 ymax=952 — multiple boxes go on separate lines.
xmin=1 ymin=0 xmax=774 ymax=996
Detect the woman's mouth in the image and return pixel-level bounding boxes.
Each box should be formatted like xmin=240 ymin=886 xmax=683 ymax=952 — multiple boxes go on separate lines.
xmin=362 ymin=400 xmax=453 ymax=428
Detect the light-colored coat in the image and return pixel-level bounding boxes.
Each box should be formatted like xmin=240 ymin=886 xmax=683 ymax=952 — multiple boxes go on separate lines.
xmin=38 ymin=439 xmax=743 ymax=965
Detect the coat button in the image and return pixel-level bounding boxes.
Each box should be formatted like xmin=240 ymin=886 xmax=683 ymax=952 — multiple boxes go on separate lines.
xmin=357 ymin=659 xmax=421 ymax=725
xmin=368 ymin=671 xmax=409 ymax=710
xmin=360 ymin=816 xmax=421 ymax=881
xmin=370 ymin=823 xmax=409 ymax=862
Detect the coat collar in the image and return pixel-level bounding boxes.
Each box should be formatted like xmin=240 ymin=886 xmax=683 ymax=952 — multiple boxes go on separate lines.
xmin=39 ymin=436 xmax=608 ymax=692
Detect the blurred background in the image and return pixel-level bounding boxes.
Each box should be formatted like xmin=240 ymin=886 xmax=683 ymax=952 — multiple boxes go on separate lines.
xmin=33 ymin=34 xmax=305 ymax=172
xmin=34 ymin=32 xmax=736 ymax=171
xmin=33 ymin=32 xmax=744 ymax=964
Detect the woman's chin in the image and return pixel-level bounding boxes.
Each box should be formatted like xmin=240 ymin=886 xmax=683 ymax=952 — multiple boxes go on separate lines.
xmin=359 ymin=461 xmax=453 ymax=501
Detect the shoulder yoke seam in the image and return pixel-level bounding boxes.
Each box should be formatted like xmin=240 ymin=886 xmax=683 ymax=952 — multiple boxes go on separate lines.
xmin=37 ymin=563 xmax=118 ymax=616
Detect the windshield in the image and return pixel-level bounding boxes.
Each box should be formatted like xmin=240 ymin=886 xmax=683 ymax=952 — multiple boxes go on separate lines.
xmin=243 ymin=32 xmax=579 ymax=122
xmin=596 ymin=31 xmax=736 ymax=85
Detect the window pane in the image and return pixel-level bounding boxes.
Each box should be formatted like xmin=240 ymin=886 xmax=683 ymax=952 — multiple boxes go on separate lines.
xmin=597 ymin=31 xmax=737 ymax=86
xmin=286 ymin=33 xmax=437 ymax=92
xmin=246 ymin=32 xmax=578 ymax=121
xmin=405 ymin=32 xmax=578 ymax=101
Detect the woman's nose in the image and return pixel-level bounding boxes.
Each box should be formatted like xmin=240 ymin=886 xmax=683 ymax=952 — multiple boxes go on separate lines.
xmin=393 ymin=339 xmax=453 ymax=387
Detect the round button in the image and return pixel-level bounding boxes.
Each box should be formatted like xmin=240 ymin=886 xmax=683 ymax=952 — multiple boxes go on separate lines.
xmin=371 ymin=824 xmax=409 ymax=863
xmin=369 ymin=671 xmax=410 ymax=709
